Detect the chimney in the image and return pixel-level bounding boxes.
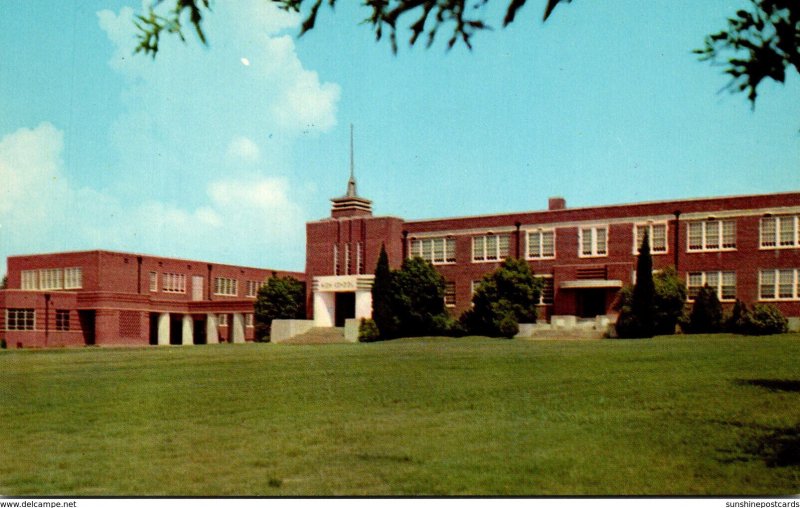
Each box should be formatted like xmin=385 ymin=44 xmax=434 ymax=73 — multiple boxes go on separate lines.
xmin=548 ymin=197 xmax=566 ymax=211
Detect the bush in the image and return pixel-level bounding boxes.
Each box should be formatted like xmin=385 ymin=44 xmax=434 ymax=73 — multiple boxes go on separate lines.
xmin=391 ymin=257 xmax=448 ymax=337
xmin=724 ymin=299 xmax=750 ymax=333
xmin=254 ymin=275 xmax=306 ymax=341
xmin=371 ymin=245 xmax=398 ymax=339
xmin=614 ymin=266 xmax=687 ymax=338
xmin=358 ymin=318 xmax=381 ymax=342
xmin=685 ymin=285 xmax=723 ymax=333
xmin=464 ymin=258 xmax=542 ymax=337
xmin=745 ymin=304 xmax=788 ymax=335
xmin=0 ymin=338 xmax=6 ymax=350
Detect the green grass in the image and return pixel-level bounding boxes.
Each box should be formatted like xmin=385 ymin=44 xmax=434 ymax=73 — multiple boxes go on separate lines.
xmin=1 ymin=334 xmax=799 ymax=495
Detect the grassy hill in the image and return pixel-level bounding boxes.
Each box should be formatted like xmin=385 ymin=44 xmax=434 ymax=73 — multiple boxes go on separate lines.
xmin=1 ymin=334 xmax=799 ymax=495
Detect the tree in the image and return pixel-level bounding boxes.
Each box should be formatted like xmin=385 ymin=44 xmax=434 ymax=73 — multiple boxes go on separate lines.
xmin=370 ymin=244 xmax=398 ymax=339
xmin=462 ymin=257 xmax=543 ymax=337
xmin=614 ymin=265 xmax=687 ymax=338
xmin=685 ymin=285 xmax=723 ymax=334
xmin=616 ymin=233 xmax=655 ymax=338
xmin=134 ymin=0 xmax=797 ymax=106
xmin=253 ymin=275 xmax=306 ymax=341
xmin=1 ymin=275 xmax=6 ymax=289
xmin=390 ymin=256 xmax=448 ymax=337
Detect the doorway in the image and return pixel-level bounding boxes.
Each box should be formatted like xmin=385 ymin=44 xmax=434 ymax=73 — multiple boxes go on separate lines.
xmin=334 ymin=292 xmax=355 ymax=327
xmin=577 ymin=289 xmax=606 ymax=318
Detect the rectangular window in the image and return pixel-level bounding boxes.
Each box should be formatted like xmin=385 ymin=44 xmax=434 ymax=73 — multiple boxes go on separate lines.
xmin=687 ymin=220 xmax=736 ymax=252
xmin=410 ymin=237 xmax=456 ymax=264
xmin=471 ymin=280 xmax=482 ymax=296
xmin=21 ymin=270 xmax=37 ymax=290
xmin=344 ymin=243 xmax=351 ymax=276
xmin=527 ymin=230 xmax=555 ymax=259
xmin=759 ymin=268 xmax=800 ymax=300
xmin=55 ymin=310 xmax=70 ymax=331
xmin=218 ymin=314 xmax=228 ymax=326
xmin=579 ymin=227 xmax=608 ymax=257
xmin=333 ymin=244 xmax=340 ymax=275
xmin=356 ymin=243 xmax=364 ymax=275
xmin=63 ymin=267 xmax=82 ymax=289
xmin=39 ymin=268 xmax=63 ymax=290
xmin=444 ymin=281 xmax=456 ymax=307
xmin=213 ymin=277 xmax=238 ymax=296
xmin=633 ymin=223 xmax=668 ymax=254
xmin=687 ymin=271 xmax=736 ymax=301
xmin=162 ymin=273 xmax=186 ymax=293
xmin=760 ymin=216 xmax=799 ymax=249
xmin=473 ymin=234 xmax=510 ymax=262
xmin=6 ymin=308 xmax=35 ymax=331
xmin=245 ymin=314 xmax=254 ymax=327
xmin=538 ymin=276 xmax=554 ymax=305
xmin=149 ymin=272 xmax=158 ymax=292
xmin=246 ymin=280 xmax=261 ymax=298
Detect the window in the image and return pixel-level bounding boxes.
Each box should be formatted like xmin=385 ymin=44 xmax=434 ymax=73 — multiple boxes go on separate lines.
xmin=760 ymin=216 xmax=799 ymax=249
xmin=39 ymin=268 xmax=62 ymax=290
xmin=537 ymin=276 xmax=554 ymax=305
xmin=472 ymin=234 xmax=510 ymax=262
xmin=21 ymin=270 xmax=37 ymax=290
xmin=149 ymin=272 xmax=158 ymax=292
xmin=687 ymin=271 xmax=736 ymax=301
xmin=6 ymin=309 xmax=34 ymax=331
xmin=633 ymin=223 xmax=667 ymax=254
xmin=63 ymin=267 xmax=82 ymax=289
xmin=579 ymin=226 xmax=608 ymax=257
xmin=344 ymin=243 xmax=351 ymax=275
xmin=356 ymin=243 xmax=364 ymax=275
xmin=333 ymin=244 xmax=340 ymax=275
xmin=444 ymin=281 xmax=456 ymax=307
xmin=246 ymin=280 xmax=261 ymax=298
xmin=759 ymin=268 xmax=800 ymax=300
xmin=55 ymin=310 xmax=70 ymax=331
xmin=218 ymin=314 xmax=228 ymax=326
xmin=687 ymin=220 xmax=736 ymax=252
xmin=162 ymin=273 xmax=186 ymax=293
xmin=245 ymin=314 xmax=254 ymax=327
xmin=527 ymin=230 xmax=555 ymax=259
xmin=214 ymin=277 xmax=238 ymax=296
xmin=409 ymin=237 xmax=456 ymax=264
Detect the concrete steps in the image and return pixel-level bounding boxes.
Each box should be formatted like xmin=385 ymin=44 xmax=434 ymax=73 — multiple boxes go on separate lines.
xmin=278 ymin=326 xmax=347 ymax=345
xmin=517 ymin=329 xmax=606 ymax=340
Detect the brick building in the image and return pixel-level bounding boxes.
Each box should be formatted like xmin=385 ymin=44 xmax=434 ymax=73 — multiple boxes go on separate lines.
xmin=0 ymin=250 xmax=302 ymax=348
xmin=306 ymin=175 xmax=800 ymax=328
xmin=3 ymin=162 xmax=800 ymax=346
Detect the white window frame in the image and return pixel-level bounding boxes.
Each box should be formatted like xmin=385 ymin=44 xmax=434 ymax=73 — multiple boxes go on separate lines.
xmin=149 ymin=272 xmax=158 ymax=292
xmin=344 ymin=243 xmax=351 ymax=275
xmin=218 ymin=314 xmax=229 ymax=326
xmin=246 ymin=280 xmax=261 ymax=298
xmin=63 ymin=267 xmax=83 ymax=289
xmin=686 ymin=271 xmax=736 ymax=302
xmin=214 ymin=277 xmax=238 ymax=296
xmin=55 ymin=309 xmax=70 ymax=331
xmin=245 ymin=313 xmax=254 ymax=327
xmin=760 ymin=216 xmax=799 ymax=249
xmin=39 ymin=268 xmax=63 ymax=290
xmin=536 ymin=275 xmax=554 ymax=305
xmin=632 ymin=222 xmax=668 ymax=254
xmin=356 ymin=242 xmax=364 ymax=275
xmin=21 ymin=270 xmax=37 ymax=290
xmin=472 ymin=234 xmax=510 ymax=263
xmin=526 ymin=229 xmax=556 ymax=260
xmin=6 ymin=308 xmax=35 ymax=331
xmin=686 ymin=220 xmax=737 ymax=252
xmin=578 ymin=226 xmax=608 ymax=258
xmin=162 ymin=272 xmax=186 ymax=294
xmin=409 ymin=237 xmax=456 ymax=265
xmin=444 ymin=281 xmax=456 ymax=307
xmin=759 ymin=268 xmax=800 ymax=301
xmin=333 ymin=244 xmax=340 ymax=275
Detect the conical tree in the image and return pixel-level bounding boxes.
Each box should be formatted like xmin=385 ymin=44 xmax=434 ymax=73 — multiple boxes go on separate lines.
xmin=371 ymin=244 xmax=397 ymax=339
xmin=630 ymin=231 xmax=656 ymax=337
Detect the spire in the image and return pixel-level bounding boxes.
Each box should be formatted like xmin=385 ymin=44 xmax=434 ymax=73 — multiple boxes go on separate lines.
xmin=346 ymin=123 xmax=357 ymax=197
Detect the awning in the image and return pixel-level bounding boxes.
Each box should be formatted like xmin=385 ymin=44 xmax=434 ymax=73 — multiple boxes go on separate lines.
xmin=560 ymin=279 xmax=623 ymax=289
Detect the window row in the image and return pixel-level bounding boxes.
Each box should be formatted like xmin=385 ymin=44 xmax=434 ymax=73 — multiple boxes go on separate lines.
xmin=759 ymin=269 xmax=800 ymax=300
xmin=410 ymin=237 xmax=457 ymax=265
xmin=214 ymin=277 xmax=238 ymax=296
xmin=443 ymin=277 xmax=554 ymax=308
xmin=333 ymin=243 xmax=366 ymax=275
xmin=760 ymin=216 xmax=800 ymax=249
xmin=5 ymin=309 xmax=70 ymax=331
xmin=687 ymin=271 xmax=737 ymax=301
xmin=20 ymin=268 xmax=83 ymax=291
xmin=162 ymin=273 xmax=186 ymax=293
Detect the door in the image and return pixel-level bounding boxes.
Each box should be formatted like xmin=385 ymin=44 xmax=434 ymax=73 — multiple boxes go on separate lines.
xmin=334 ymin=292 xmax=356 ymax=327
xmin=578 ymin=289 xmax=606 ymax=318
xmin=192 ymin=276 xmax=204 ymax=301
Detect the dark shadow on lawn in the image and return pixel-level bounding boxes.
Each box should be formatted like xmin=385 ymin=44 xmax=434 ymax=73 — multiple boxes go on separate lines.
xmin=737 ymin=379 xmax=800 ymax=392
xmin=715 ymin=420 xmax=800 ymax=467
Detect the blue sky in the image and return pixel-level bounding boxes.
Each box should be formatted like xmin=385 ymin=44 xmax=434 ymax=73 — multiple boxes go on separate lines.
xmin=1 ymin=0 xmax=798 ymax=273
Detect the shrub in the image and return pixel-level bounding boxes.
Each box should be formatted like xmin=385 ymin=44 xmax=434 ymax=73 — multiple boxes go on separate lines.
xmin=464 ymin=258 xmax=542 ymax=337
xmin=391 ymin=257 xmax=448 ymax=337
xmin=371 ymin=245 xmax=399 ymax=339
xmin=0 ymin=338 xmax=6 ymax=350
xmin=724 ymin=299 xmax=750 ymax=333
xmin=745 ymin=304 xmax=788 ymax=335
xmin=615 ymin=266 xmax=687 ymax=338
xmin=358 ymin=318 xmax=381 ymax=342
xmin=254 ymin=275 xmax=306 ymax=341
xmin=685 ymin=285 xmax=723 ymax=333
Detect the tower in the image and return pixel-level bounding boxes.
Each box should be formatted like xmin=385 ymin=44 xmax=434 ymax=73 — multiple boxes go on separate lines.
xmin=331 ymin=124 xmax=373 ymax=218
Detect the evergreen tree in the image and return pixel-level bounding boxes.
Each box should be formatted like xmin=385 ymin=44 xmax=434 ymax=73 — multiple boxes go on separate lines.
xmin=686 ymin=285 xmax=723 ymax=333
xmin=254 ymin=275 xmax=306 ymax=341
xmin=631 ymin=231 xmax=656 ymax=337
xmin=370 ymin=244 xmax=397 ymax=339
xmin=391 ymin=256 xmax=447 ymax=337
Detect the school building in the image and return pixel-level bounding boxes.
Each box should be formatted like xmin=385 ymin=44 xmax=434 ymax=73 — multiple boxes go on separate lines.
xmin=2 ymin=165 xmax=800 ymax=346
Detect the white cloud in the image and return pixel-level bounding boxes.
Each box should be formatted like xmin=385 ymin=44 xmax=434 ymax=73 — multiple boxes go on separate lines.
xmin=226 ymin=136 xmax=261 ymax=163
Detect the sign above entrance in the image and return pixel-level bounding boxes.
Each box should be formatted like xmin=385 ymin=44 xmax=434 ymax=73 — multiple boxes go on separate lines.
xmin=313 ymin=275 xmax=375 ymax=293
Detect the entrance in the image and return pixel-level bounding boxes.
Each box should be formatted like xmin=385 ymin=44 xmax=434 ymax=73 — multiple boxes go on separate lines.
xmin=334 ymin=292 xmax=355 ymax=327
xmin=79 ymin=310 xmax=96 ymax=346
xmin=577 ymin=289 xmax=606 ymax=318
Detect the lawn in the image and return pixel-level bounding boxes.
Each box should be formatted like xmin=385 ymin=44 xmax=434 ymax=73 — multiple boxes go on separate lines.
xmin=1 ymin=334 xmax=799 ymax=496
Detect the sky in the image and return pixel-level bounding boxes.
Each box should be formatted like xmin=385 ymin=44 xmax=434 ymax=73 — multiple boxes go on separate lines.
xmin=1 ymin=0 xmax=798 ymax=273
